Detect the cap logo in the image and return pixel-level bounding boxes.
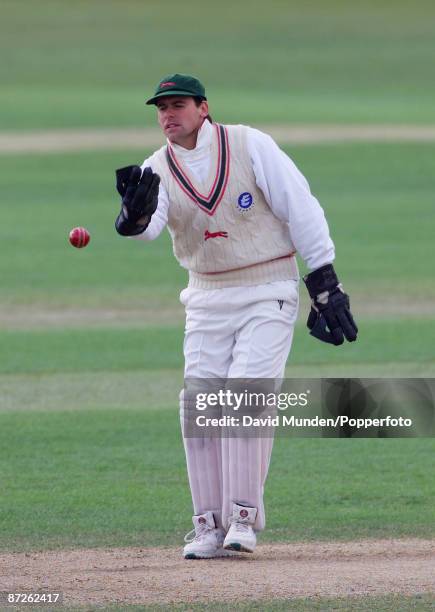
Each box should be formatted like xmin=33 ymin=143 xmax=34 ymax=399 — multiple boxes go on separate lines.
xmin=240 ymin=509 xmax=248 ymax=518
xmin=198 ymin=516 xmax=206 ymax=524
xmin=160 ymin=81 xmax=177 ymax=88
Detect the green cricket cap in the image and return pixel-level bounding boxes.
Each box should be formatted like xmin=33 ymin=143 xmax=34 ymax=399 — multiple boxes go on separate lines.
xmin=146 ymin=73 xmax=207 ymax=105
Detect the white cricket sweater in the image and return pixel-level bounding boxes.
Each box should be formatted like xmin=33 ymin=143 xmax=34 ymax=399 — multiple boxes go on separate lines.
xmin=134 ymin=119 xmax=335 ymax=288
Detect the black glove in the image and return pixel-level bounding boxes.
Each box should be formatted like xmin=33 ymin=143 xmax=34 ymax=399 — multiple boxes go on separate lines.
xmin=115 ymin=165 xmax=160 ymax=236
xmin=303 ymin=264 xmax=358 ymax=346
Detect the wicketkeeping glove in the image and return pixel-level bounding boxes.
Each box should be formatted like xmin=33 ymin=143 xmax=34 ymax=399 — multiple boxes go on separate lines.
xmin=303 ymin=264 xmax=358 ymax=346
xmin=115 ymin=165 xmax=160 ymax=236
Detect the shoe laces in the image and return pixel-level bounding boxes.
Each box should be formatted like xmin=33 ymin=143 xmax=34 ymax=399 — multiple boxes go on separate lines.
xmin=184 ymin=524 xmax=214 ymax=544
xmin=229 ymin=518 xmax=251 ymax=534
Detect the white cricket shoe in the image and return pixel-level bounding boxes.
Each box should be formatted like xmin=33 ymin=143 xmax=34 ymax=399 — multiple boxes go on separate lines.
xmin=183 ymin=511 xmax=228 ymax=559
xmin=223 ymin=503 xmax=257 ymax=553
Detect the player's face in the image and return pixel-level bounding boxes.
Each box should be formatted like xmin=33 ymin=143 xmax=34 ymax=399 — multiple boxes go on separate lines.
xmin=156 ymin=96 xmax=209 ymax=149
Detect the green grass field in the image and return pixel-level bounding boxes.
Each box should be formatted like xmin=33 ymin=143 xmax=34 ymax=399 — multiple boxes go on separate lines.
xmin=1 ymin=141 xmax=434 ymax=555
xmin=84 ymin=596 xmax=435 ymax=611
xmin=2 ymin=0 xmax=435 ymax=129
xmin=1 ymin=142 xmax=434 ymax=301
xmin=1 ymin=1 xmax=434 ymax=608
xmin=1 ymin=409 xmax=434 ymax=551
xmin=92 ymin=595 xmax=433 ymax=612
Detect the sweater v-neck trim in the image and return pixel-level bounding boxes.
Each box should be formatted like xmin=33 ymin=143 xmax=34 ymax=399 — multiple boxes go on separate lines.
xmin=165 ymin=123 xmax=230 ymax=216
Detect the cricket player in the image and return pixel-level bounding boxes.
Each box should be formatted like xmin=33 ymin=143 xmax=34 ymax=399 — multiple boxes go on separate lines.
xmin=114 ymin=74 xmax=357 ymax=559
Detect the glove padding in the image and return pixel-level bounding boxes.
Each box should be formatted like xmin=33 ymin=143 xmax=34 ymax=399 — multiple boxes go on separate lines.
xmin=115 ymin=165 xmax=160 ymax=236
xmin=304 ymin=264 xmax=358 ymax=345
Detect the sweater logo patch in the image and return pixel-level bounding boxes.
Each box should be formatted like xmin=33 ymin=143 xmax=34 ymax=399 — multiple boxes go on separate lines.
xmin=237 ymin=192 xmax=253 ymax=211
xmin=204 ymin=230 xmax=228 ymax=241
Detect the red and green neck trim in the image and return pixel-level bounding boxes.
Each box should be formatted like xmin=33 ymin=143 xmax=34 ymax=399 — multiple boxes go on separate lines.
xmin=165 ymin=123 xmax=230 ymax=216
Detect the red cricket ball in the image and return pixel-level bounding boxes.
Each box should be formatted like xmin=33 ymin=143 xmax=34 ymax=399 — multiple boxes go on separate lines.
xmin=69 ymin=226 xmax=90 ymax=248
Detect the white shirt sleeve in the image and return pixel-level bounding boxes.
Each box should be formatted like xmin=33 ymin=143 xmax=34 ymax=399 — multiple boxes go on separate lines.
xmin=247 ymin=127 xmax=335 ymax=271
xmin=127 ymin=158 xmax=169 ymax=242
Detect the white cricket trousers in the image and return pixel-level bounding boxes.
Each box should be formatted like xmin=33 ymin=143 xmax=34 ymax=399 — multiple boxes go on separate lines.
xmin=179 ymin=279 xmax=299 ymax=531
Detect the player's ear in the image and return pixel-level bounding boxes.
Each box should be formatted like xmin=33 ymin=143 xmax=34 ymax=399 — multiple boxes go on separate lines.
xmin=200 ymin=100 xmax=209 ymax=118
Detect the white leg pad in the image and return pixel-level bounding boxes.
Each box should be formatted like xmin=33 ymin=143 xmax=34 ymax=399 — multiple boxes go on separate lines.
xmin=222 ymin=435 xmax=274 ymax=531
xmin=180 ymin=389 xmax=223 ymax=526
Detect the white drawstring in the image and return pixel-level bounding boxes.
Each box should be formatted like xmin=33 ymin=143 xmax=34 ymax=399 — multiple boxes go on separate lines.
xmin=184 ymin=524 xmax=213 ymax=543
xmin=184 ymin=528 xmax=196 ymax=543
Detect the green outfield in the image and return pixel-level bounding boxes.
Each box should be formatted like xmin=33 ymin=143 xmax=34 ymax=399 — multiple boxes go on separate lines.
xmin=1 ymin=142 xmax=434 ymax=302
xmin=86 ymin=595 xmax=435 ymax=611
xmin=1 ymin=1 xmax=434 ymax=608
xmin=1 ymin=141 xmax=434 ymax=553
xmin=1 ymin=409 xmax=434 ymax=551
xmin=2 ymin=0 xmax=435 ymax=129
